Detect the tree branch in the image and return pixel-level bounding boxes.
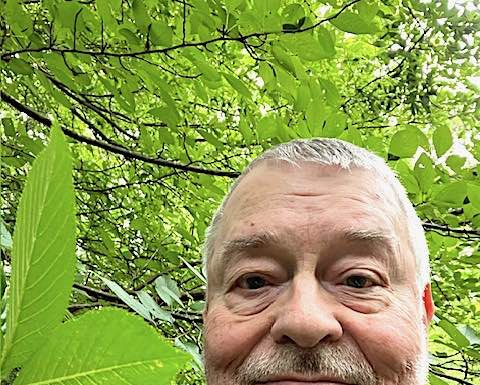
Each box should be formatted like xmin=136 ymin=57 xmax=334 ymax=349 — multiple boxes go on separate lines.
xmin=1 ymin=0 xmax=361 ymax=60
xmin=1 ymin=91 xmax=239 ymax=178
xmin=73 ymin=283 xmax=121 ymax=303
xmin=422 ymin=222 xmax=480 ymax=238
xmin=1 ymin=91 xmax=52 ymax=127
xmin=430 ymin=370 xmax=475 ymax=385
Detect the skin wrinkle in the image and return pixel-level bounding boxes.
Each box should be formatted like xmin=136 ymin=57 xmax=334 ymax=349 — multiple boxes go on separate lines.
xmin=211 ymin=187 xmax=404 ymax=274
xmin=203 ymin=163 xmax=434 ymax=385
xmin=220 ymin=228 xmax=398 ymax=268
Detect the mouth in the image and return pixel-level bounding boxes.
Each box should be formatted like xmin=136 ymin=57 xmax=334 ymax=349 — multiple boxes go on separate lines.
xmin=257 ymin=382 xmax=349 ymax=385
xmin=256 ymin=375 xmax=353 ymax=384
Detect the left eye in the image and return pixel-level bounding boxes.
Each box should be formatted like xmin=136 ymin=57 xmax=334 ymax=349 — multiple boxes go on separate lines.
xmin=344 ymin=275 xmax=374 ymax=289
xmin=239 ymin=275 xmax=267 ymax=290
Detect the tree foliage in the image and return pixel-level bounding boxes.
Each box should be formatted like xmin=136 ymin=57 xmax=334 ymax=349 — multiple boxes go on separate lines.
xmin=1 ymin=0 xmax=479 ymax=384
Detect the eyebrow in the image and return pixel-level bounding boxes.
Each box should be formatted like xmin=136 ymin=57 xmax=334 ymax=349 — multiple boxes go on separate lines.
xmin=218 ymin=227 xmax=398 ymax=270
xmin=342 ymin=228 xmax=398 ymax=255
xmin=219 ymin=231 xmax=281 ymax=269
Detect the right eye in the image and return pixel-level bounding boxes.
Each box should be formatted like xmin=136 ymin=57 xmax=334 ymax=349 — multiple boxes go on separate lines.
xmin=238 ymin=275 xmax=268 ymax=290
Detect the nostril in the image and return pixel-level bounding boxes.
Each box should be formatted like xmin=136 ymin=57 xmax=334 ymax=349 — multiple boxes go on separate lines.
xmin=276 ymin=334 xmax=296 ymax=345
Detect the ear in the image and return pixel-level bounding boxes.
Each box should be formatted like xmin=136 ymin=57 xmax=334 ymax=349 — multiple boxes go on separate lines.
xmin=422 ymin=283 xmax=435 ymax=325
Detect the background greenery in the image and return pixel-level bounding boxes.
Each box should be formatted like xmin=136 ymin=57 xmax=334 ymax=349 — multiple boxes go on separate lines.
xmin=1 ymin=0 xmax=479 ymax=384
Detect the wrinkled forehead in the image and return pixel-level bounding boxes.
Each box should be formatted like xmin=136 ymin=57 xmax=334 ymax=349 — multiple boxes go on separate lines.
xmin=212 ymin=161 xmax=409 ymax=259
xmin=224 ymin=161 xmax=402 ymax=220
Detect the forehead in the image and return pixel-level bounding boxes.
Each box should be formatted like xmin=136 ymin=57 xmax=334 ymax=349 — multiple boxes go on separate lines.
xmin=212 ymin=161 xmax=410 ymax=268
xmin=223 ymin=161 xmax=401 ymax=224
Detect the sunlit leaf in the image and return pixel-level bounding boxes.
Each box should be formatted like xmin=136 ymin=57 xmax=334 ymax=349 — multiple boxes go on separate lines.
xmin=1 ymin=126 xmax=76 ymax=374
xmin=15 ymin=308 xmax=188 ymax=385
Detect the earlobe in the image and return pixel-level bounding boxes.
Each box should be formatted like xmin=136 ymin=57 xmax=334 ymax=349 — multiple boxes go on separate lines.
xmin=422 ymin=283 xmax=435 ymax=325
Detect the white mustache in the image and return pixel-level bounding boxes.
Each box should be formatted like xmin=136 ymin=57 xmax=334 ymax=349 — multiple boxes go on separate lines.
xmin=233 ymin=342 xmax=378 ymax=385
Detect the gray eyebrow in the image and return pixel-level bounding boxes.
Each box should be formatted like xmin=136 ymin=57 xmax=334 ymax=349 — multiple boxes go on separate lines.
xmin=219 ymin=231 xmax=280 ymax=268
xmin=341 ymin=228 xmax=398 ymax=255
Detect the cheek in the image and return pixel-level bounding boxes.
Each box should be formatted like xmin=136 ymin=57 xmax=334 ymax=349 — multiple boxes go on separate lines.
xmin=204 ymin=307 xmax=272 ymax=374
xmin=343 ymin=301 xmax=425 ymax=380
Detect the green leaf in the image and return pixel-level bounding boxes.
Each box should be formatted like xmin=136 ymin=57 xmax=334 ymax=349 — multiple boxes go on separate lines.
xmin=438 ymin=319 xmax=471 ymax=348
xmin=198 ymin=129 xmax=223 ymax=148
xmin=320 ymin=78 xmax=341 ymax=106
xmin=271 ymin=45 xmax=297 ymax=76
xmin=136 ymin=290 xmax=174 ymax=323
xmin=44 ymin=53 xmax=76 ymax=91
xmin=414 ymin=153 xmax=435 ymax=192
xmin=184 ymin=49 xmax=222 ymax=82
xmin=323 ymin=111 xmax=346 ymax=138
xmin=119 ymin=27 xmax=143 ymax=46
xmin=155 ymin=276 xmax=183 ymax=307
xmin=258 ymin=62 xmax=275 ymax=85
xmin=96 ymin=0 xmax=115 ymax=27
xmin=150 ymin=21 xmax=173 ymax=46
xmin=434 ymin=181 xmax=467 ymax=206
xmin=394 ymin=160 xmax=420 ymax=195
xmin=428 ymin=373 xmax=449 ymax=385
xmin=433 ymin=124 xmax=453 ymax=157
xmin=389 ymin=129 xmax=418 ymax=158
xmin=132 ymin=0 xmax=151 ymax=30
xmin=55 ymin=1 xmax=83 ymax=30
xmin=147 ymin=107 xmax=180 ymax=129
xmin=446 ymin=155 xmax=466 ymax=173
xmin=282 ymin=29 xmax=335 ymax=61
xmin=100 ymin=277 xmax=152 ymax=321
xmin=239 ymin=115 xmax=254 ymax=145
xmin=223 ymin=73 xmax=252 ymax=98
xmin=294 ymin=82 xmax=311 ymax=112
xmin=2 ymin=118 xmax=16 ymax=137
xmin=175 ymin=337 xmax=203 ymax=369
xmin=281 ymin=3 xmax=305 ymax=23
xmin=1 ymin=125 xmax=76 ymax=374
xmin=178 ymin=256 xmax=207 ymax=285
xmin=330 ymin=10 xmax=379 ymax=34
xmin=457 ymin=325 xmax=480 ymax=345
xmin=14 ymin=308 xmax=188 ymax=385
xmin=7 ymin=58 xmax=33 ymax=75
xmin=317 ymin=27 xmax=336 ymax=58
xmin=467 ymin=183 xmax=480 ymax=210
xmin=4 ymin=0 xmax=33 ymax=37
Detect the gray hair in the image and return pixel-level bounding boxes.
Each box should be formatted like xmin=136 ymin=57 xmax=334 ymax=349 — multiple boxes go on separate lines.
xmin=203 ymin=138 xmax=430 ymax=291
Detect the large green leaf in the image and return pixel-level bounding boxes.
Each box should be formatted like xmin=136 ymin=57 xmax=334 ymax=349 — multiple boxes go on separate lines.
xmin=389 ymin=129 xmax=419 ymax=158
xmin=14 ymin=308 xmax=188 ymax=385
xmin=433 ymin=124 xmax=453 ymax=157
xmin=330 ymin=10 xmax=379 ymax=34
xmin=1 ymin=126 xmax=76 ymax=374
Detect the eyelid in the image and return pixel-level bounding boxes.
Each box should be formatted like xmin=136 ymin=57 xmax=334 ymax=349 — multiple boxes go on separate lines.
xmin=340 ymin=270 xmax=382 ymax=286
xmin=236 ymin=273 xmax=270 ymax=288
xmin=225 ymin=260 xmax=284 ymax=288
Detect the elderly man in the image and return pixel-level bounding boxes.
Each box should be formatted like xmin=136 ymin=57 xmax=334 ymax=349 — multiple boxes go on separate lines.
xmin=202 ymin=138 xmax=435 ymax=385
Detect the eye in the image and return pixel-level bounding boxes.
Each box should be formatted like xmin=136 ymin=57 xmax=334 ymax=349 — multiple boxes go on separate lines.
xmin=238 ymin=275 xmax=268 ymax=290
xmin=344 ymin=275 xmax=374 ymax=289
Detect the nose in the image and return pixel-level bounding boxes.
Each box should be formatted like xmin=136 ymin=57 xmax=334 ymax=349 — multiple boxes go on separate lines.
xmin=270 ymin=276 xmax=343 ymax=348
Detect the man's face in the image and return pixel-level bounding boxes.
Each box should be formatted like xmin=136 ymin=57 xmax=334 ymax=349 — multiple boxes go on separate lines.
xmin=203 ymin=162 xmax=434 ymax=385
